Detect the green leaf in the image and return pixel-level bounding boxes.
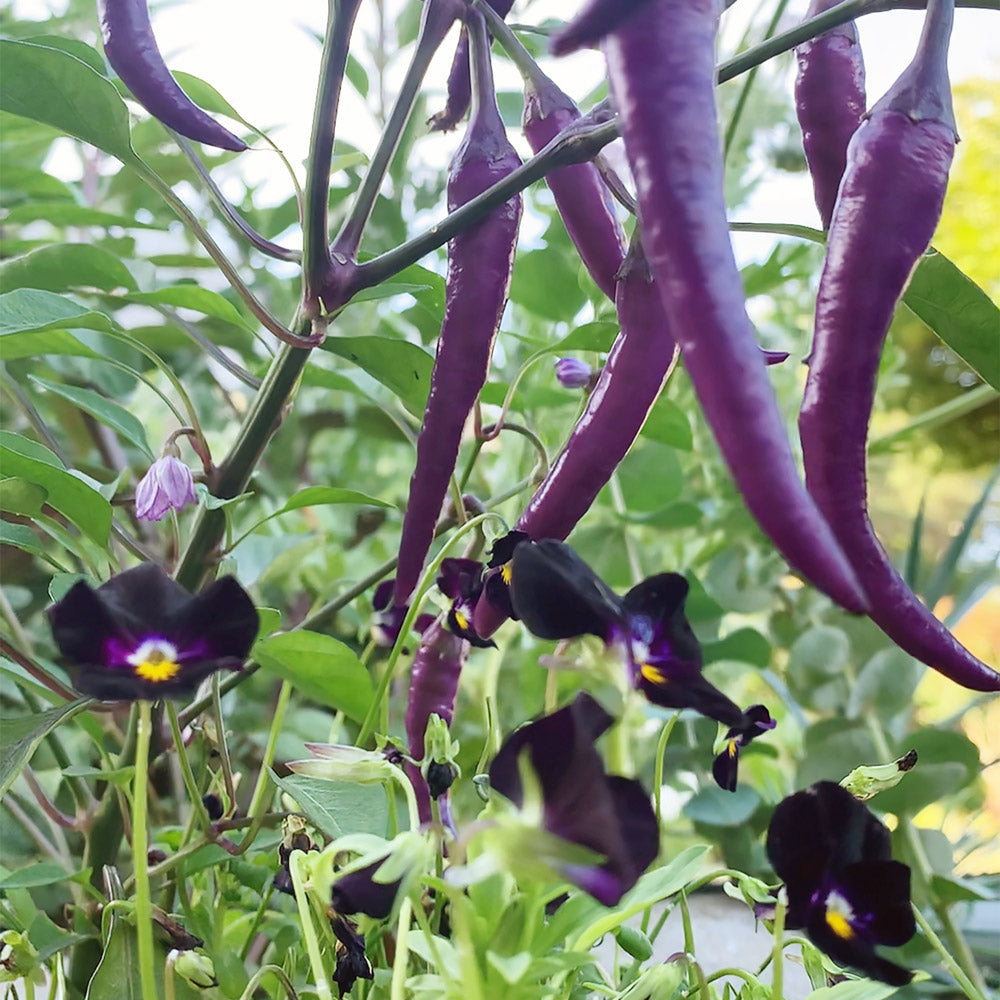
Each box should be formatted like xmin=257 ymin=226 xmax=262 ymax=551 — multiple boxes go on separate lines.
xmin=350 ymin=281 xmax=432 ymax=305
xmin=0 ymin=478 xmax=48 ymax=517
xmin=683 ymin=785 xmax=761 ymax=827
xmin=803 ymin=980 xmax=904 ymax=1000
xmin=24 ymin=36 xmax=107 ymax=76
xmin=0 ymin=699 xmax=92 ymax=799
xmin=345 ymin=53 xmax=370 ymax=98
xmin=0 ymin=39 xmax=135 ymax=163
xmin=702 ymin=627 xmax=771 ymax=668
xmin=2 ymin=202 xmax=161 ymax=230
xmin=171 ymin=71 xmax=244 ymax=122
xmin=323 ymin=335 xmax=434 ymax=417
xmin=797 ymin=720 xmax=877 ymax=789
xmin=0 ymin=521 xmax=49 ymax=561
xmin=0 ymin=289 xmax=110 ymax=358
xmin=554 ymin=321 xmax=619 ymax=353
xmin=127 ymin=286 xmax=253 ymax=330
xmin=640 ymin=396 xmax=693 ymax=450
xmin=27 ymin=911 xmax=90 ymax=961
xmin=0 ymin=431 xmax=112 ymax=546
xmin=0 ymin=862 xmax=70 ymax=889
xmin=786 ymin=625 xmax=851 ymax=712
xmin=260 ymin=485 xmax=393 ymax=521
xmin=28 ymin=376 xmax=152 ymax=457
xmin=903 ymin=249 xmax=1000 ymax=391
xmin=267 ymin=771 xmax=389 ymax=840
xmin=0 ymin=242 xmax=138 ymax=294
xmin=509 ymin=246 xmax=589 ymax=321
xmin=846 ymin=648 xmax=924 ymax=719
xmin=253 ymin=631 xmax=373 ymax=722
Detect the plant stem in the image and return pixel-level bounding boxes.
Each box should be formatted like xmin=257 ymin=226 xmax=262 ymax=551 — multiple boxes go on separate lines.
xmin=771 ymin=889 xmax=786 ymax=1000
xmin=390 ymin=896 xmax=414 ymax=1000
xmin=133 ymin=700 xmax=160 ymax=1000
xmin=245 ymin=680 xmax=291 ymax=819
xmin=290 ymin=850 xmax=333 ymax=1000
xmin=913 ymin=904 xmax=986 ymax=1000
xmin=333 ymin=0 xmax=459 ymax=258
xmin=653 ymin=713 xmax=680 ymax=827
xmin=164 ymin=702 xmax=211 ymax=832
xmin=303 ymin=0 xmax=363 ymax=312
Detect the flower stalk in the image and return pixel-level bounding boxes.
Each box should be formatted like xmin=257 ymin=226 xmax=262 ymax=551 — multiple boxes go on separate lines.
xmin=132 ymin=699 xmax=159 ymax=1000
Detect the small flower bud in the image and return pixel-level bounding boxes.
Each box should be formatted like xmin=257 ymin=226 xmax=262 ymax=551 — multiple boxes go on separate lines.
xmin=135 ymin=452 xmax=196 ymax=521
xmin=289 ymin=744 xmax=398 ymax=784
xmin=172 ymin=950 xmax=218 ymax=989
xmin=0 ymin=930 xmax=43 ymax=985
xmin=840 ymin=751 xmax=918 ymax=801
xmin=555 ymin=357 xmax=595 ymax=389
xmin=426 ymin=760 xmax=458 ymax=798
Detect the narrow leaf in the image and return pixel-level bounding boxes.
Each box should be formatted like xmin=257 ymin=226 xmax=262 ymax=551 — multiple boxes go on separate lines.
xmin=0 ymin=700 xmax=92 ymax=799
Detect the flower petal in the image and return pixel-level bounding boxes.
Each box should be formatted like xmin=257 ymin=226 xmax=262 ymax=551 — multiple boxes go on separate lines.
xmin=167 ymin=576 xmax=258 ymax=663
xmin=838 ymin=860 xmax=916 ymax=947
xmin=47 ymin=578 xmax=131 ymax=669
xmin=637 ymin=668 xmax=744 ymax=727
xmin=621 ymin=572 xmax=701 ymax=670
xmin=509 ymin=540 xmax=623 ymax=641
xmin=330 ymin=858 xmax=402 ymax=919
xmin=806 ymin=905 xmax=914 ymax=986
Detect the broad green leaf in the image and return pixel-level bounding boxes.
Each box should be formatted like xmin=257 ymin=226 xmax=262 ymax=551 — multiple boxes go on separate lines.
xmin=797 ymin=720 xmax=877 ymax=789
xmin=0 ymin=521 xmax=49 ymax=560
xmin=24 ymin=36 xmax=107 ymax=76
xmin=0 ymin=431 xmax=112 ymax=546
xmin=702 ymin=627 xmax=771 ymax=668
xmin=323 ymin=335 xmax=434 ymax=417
xmin=253 ymin=631 xmax=373 ymax=722
xmin=2 ymin=202 xmax=161 ymax=230
xmin=0 ymin=478 xmax=48 ymax=517
xmin=0 ymin=288 xmax=114 ymax=334
xmin=0 ymin=39 xmax=135 ymax=163
xmin=846 ymin=648 xmax=924 ymax=719
xmin=786 ymin=625 xmax=851 ymax=712
xmin=28 ymin=376 xmax=153 ymax=457
xmin=27 ymin=911 xmax=89 ymax=961
xmin=683 ymin=785 xmax=761 ymax=827
xmin=239 ymin=486 xmax=394 ymax=540
xmin=510 ymin=246 xmax=589 ymax=321
xmin=903 ymin=249 xmax=1000 ymax=390
xmin=171 ymin=71 xmax=244 ymax=122
xmin=640 ymin=396 xmax=693 ymax=451
xmin=267 ymin=771 xmax=389 ymax=840
xmin=876 ymin=729 xmax=982 ymax=814
xmin=555 ymin=321 xmax=619 ymax=353
xmin=804 ymin=981 xmax=904 ymax=1000
xmin=127 ymin=286 xmax=253 ymax=330
xmin=0 ymin=699 xmax=92 ymax=799
xmin=345 ymin=53 xmax=370 ymax=98
xmin=0 ymin=242 xmax=138 ymax=293
xmin=0 ymin=863 xmax=71 ymax=889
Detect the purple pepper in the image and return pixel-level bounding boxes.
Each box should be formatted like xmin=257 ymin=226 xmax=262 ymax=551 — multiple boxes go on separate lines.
xmin=799 ymin=0 xmax=999 ymax=692
xmin=392 ymin=9 xmax=522 ymax=609
xmin=794 ymin=0 xmax=867 ymax=228
xmin=429 ymin=0 xmax=515 ymax=133
xmin=481 ymin=5 xmax=626 ymax=300
xmin=404 ymin=617 xmax=468 ymax=822
xmin=98 ymin=0 xmax=246 ymax=152
xmin=551 ymin=0 xmax=656 ymax=56
xmin=604 ymin=0 xmax=868 ymax=615
xmin=472 ymin=244 xmax=679 ymax=640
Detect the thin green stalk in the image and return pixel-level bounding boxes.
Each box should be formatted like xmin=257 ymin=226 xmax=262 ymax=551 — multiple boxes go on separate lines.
xmin=245 ymin=680 xmax=291 ymax=819
xmin=913 ymin=904 xmax=986 ymax=1000
xmin=334 ymin=0 xmax=459 ymax=257
xmin=653 ymin=713 xmax=680 ymax=828
xmin=771 ymin=890 xmax=786 ymax=1000
xmin=290 ymin=850 xmax=333 ymax=1000
xmin=723 ymin=0 xmax=792 ymax=161
xmin=390 ymin=896 xmax=414 ymax=1000
xmin=237 ymin=964 xmax=300 ymax=1000
xmin=164 ymin=702 xmax=211 ymax=832
xmin=210 ymin=674 xmax=236 ymax=809
xmin=304 ymin=0 xmax=364 ymax=309
xmin=870 ymin=384 xmax=997 ymax=452
xmin=132 ymin=700 xmax=160 ymax=1000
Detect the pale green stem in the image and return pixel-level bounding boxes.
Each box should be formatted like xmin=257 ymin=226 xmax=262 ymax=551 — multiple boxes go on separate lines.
xmin=245 ymin=680 xmax=291 ymax=819
xmin=133 ymin=700 xmax=160 ymax=1000
xmin=164 ymin=702 xmax=211 ymax=832
xmin=771 ymin=890 xmax=786 ymax=1000
xmin=390 ymin=896 xmax=414 ymax=1000
xmin=289 ymin=850 xmax=333 ymax=1000
xmin=211 ymin=674 xmax=236 ymax=809
xmin=237 ymin=964 xmax=300 ymax=1000
xmin=912 ymin=903 xmax=986 ymax=1000
xmin=653 ymin=713 xmax=680 ymax=828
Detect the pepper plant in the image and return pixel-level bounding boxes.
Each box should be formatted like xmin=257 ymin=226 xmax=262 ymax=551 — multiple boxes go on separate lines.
xmin=0 ymin=1 xmax=997 ymax=999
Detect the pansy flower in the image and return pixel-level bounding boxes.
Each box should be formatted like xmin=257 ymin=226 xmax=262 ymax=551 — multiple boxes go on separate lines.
xmin=478 ymin=530 xmax=530 ymax=624
xmin=766 ymin=781 xmax=916 ymax=986
xmin=712 ymin=705 xmax=776 ymax=793
xmin=47 ymin=564 xmax=258 ymax=701
xmin=488 ymin=692 xmax=659 ymax=906
xmin=508 ymin=540 xmax=774 ymax=787
xmin=437 ymin=558 xmax=494 ymax=648
xmin=370 ymin=580 xmax=436 ymax=650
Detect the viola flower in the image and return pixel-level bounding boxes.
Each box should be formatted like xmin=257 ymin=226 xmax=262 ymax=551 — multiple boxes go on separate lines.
xmin=47 ymin=564 xmax=258 ymax=701
xmin=509 ymin=540 xmax=772 ymax=741
xmin=488 ymin=692 xmax=659 ymax=906
xmin=555 ymin=357 xmax=596 ymax=389
xmin=135 ymin=452 xmax=196 ymax=521
xmin=370 ymin=580 xmax=436 ymax=649
xmin=766 ymin=781 xmax=916 ymax=986
xmin=712 ymin=705 xmax=776 ymax=792
xmin=437 ymin=558 xmax=494 ymax=648
xmin=479 ymin=530 xmax=530 ymax=623
xmin=330 ymin=857 xmax=403 ymax=920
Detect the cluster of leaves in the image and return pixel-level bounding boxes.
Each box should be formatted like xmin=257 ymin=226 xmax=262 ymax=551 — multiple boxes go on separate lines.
xmin=1 ymin=1 xmax=998 ymax=999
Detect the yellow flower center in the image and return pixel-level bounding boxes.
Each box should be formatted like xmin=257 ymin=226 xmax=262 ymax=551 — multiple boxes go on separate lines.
xmin=727 ymin=738 xmax=739 ymax=758
xmin=824 ymin=891 xmax=855 ymax=940
xmin=128 ymin=639 xmax=182 ymax=684
xmin=454 ymin=610 xmax=469 ymax=632
xmin=640 ymin=663 xmax=667 ymax=685
xmin=501 ymin=563 xmax=512 ymax=586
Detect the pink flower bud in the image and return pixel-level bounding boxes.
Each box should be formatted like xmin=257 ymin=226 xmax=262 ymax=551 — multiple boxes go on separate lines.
xmin=135 ymin=455 xmax=196 ymax=521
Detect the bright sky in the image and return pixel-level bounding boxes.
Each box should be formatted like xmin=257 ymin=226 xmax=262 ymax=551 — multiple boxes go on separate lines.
xmin=11 ymin=0 xmax=1000 ymax=232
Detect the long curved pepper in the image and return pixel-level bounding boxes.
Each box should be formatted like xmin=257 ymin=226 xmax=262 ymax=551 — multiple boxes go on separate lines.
xmin=392 ymin=10 xmax=522 ymax=609
xmin=604 ymin=0 xmax=868 ymax=614
xmin=473 ymin=244 xmax=679 ymax=641
xmin=481 ymin=3 xmax=625 ymax=298
xmin=794 ymin=0 xmax=867 ymax=228
xmin=799 ymin=0 xmax=999 ymax=691
xmin=98 ymin=0 xmax=246 ymax=151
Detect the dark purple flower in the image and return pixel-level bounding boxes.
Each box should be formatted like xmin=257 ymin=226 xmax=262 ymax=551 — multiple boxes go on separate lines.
xmin=488 ymin=693 xmax=659 ymax=906
xmin=47 ymin=564 xmax=258 ymax=701
xmin=509 ymin=540 xmax=771 ymax=741
xmin=712 ymin=705 xmax=776 ymax=792
xmin=329 ymin=915 xmax=373 ymax=997
xmin=479 ymin=530 xmax=532 ymax=624
xmin=135 ymin=454 xmax=196 ymax=521
xmin=371 ymin=580 xmax=436 ymax=649
xmin=331 ymin=857 xmax=403 ymax=920
xmin=766 ymin=782 xmax=916 ymax=986
xmin=437 ymin=558 xmax=494 ymax=648
xmin=555 ymin=357 xmax=596 ymax=389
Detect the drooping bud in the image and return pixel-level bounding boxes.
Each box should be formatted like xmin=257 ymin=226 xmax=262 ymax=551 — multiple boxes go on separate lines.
xmin=555 ymin=356 xmax=596 ymax=389
xmin=135 ymin=447 xmax=196 ymax=521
